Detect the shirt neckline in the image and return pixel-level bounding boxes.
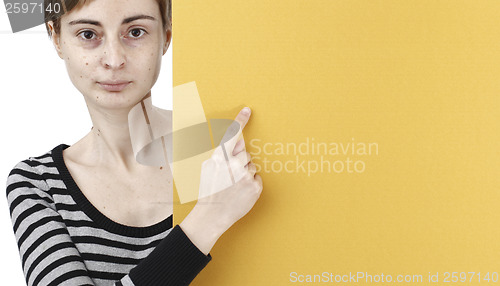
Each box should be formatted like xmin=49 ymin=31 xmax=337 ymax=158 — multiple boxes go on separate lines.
xmin=51 ymin=143 xmax=173 ymax=238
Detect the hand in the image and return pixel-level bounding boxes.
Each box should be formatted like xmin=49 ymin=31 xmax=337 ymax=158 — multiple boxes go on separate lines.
xmin=180 ymin=107 xmax=263 ymax=255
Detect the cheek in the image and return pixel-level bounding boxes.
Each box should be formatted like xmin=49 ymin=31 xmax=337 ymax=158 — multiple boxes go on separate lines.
xmin=63 ymin=52 xmax=98 ymax=92
xmin=137 ymin=49 xmax=163 ymax=85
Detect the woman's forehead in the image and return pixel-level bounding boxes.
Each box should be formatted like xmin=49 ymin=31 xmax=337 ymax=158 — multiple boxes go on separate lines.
xmin=61 ymin=0 xmax=161 ymax=26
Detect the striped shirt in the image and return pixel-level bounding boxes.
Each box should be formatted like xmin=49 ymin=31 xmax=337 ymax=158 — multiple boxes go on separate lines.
xmin=6 ymin=144 xmax=211 ymax=286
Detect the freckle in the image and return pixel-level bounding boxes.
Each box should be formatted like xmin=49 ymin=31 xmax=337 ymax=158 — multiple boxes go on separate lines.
xmin=80 ymin=76 xmax=82 ymax=78
xmin=86 ymin=63 xmax=88 ymax=65
xmin=148 ymin=68 xmax=151 ymax=71
xmin=151 ymin=53 xmax=153 ymax=56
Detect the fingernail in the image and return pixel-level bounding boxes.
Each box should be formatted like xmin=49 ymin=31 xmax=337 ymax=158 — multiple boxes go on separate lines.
xmin=242 ymin=107 xmax=251 ymax=115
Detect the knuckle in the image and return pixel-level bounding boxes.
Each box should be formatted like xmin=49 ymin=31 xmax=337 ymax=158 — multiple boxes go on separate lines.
xmin=229 ymin=160 xmax=244 ymax=171
xmin=240 ymin=173 xmax=254 ymax=184
xmin=211 ymin=153 xmax=224 ymax=163
xmin=243 ymin=172 xmax=253 ymax=180
xmin=252 ymin=181 xmax=261 ymax=191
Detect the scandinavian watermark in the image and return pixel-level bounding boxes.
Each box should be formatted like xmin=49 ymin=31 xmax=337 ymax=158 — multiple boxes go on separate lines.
xmin=249 ymin=137 xmax=379 ymax=176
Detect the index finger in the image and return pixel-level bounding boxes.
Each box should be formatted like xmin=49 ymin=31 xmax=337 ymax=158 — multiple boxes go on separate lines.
xmin=219 ymin=107 xmax=251 ymax=160
xmin=234 ymin=107 xmax=251 ymax=130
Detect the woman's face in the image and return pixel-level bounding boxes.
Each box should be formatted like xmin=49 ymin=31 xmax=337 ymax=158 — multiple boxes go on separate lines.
xmin=50 ymin=0 xmax=170 ymax=111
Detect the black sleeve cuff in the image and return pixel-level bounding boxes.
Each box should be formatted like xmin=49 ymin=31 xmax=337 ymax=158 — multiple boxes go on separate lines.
xmin=129 ymin=225 xmax=212 ymax=286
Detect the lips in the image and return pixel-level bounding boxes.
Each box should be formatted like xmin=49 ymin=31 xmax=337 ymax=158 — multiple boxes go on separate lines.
xmin=97 ymin=81 xmax=132 ymax=92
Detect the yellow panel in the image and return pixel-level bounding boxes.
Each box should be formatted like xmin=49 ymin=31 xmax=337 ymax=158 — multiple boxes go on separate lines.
xmin=173 ymin=0 xmax=500 ymax=285
xmin=173 ymin=82 xmax=207 ymax=131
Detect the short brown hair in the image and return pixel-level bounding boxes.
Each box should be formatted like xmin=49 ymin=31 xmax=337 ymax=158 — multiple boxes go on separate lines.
xmin=44 ymin=0 xmax=171 ymax=37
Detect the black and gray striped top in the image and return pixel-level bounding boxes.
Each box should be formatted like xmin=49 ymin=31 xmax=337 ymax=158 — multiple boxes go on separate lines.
xmin=6 ymin=144 xmax=211 ymax=286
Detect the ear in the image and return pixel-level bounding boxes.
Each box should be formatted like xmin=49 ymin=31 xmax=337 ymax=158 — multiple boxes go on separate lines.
xmin=162 ymin=26 xmax=172 ymax=55
xmin=47 ymin=21 xmax=63 ymax=59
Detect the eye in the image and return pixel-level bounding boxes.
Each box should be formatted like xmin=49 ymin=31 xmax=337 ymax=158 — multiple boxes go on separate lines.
xmin=77 ymin=30 xmax=98 ymax=41
xmin=127 ymin=28 xmax=147 ymax=39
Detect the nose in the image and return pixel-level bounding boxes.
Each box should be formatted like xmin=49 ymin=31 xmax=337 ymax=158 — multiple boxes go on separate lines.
xmin=101 ymin=36 xmax=126 ymax=69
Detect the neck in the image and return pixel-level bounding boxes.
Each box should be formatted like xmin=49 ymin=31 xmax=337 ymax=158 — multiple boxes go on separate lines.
xmin=80 ymin=93 xmax=152 ymax=169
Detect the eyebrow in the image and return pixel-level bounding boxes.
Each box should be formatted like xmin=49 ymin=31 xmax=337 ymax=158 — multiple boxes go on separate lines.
xmin=68 ymin=15 xmax=157 ymax=26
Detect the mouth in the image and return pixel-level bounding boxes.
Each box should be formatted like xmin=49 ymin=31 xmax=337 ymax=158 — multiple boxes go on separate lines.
xmin=97 ymin=81 xmax=132 ymax=92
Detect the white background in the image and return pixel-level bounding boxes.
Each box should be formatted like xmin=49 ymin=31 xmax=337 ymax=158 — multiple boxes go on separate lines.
xmin=0 ymin=5 xmax=173 ymax=284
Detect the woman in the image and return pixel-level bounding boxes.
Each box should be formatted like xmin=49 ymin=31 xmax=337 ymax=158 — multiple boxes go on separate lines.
xmin=6 ymin=0 xmax=263 ymax=285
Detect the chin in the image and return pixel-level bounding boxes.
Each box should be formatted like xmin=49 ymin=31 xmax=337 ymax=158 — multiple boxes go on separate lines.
xmin=91 ymin=89 xmax=150 ymax=111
